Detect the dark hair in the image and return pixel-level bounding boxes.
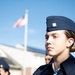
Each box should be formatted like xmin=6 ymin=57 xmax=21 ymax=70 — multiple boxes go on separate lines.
xmin=65 ymin=30 xmax=75 ymax=52
xmin=3 ymin=68 xmax=10 ymax=75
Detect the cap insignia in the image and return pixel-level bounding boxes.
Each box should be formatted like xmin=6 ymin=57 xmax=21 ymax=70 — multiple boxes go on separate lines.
xmin=0 ymin=65 xmax=3 ymax=68
xmin=52 ymin=23 xmax=57 ymax=27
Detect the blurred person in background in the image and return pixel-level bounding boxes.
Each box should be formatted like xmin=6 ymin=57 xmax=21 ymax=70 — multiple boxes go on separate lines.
xmin=45 ymin=52 xmax=52 ymax=64
xmin=0 ymin=58 xmax=10 ymax=75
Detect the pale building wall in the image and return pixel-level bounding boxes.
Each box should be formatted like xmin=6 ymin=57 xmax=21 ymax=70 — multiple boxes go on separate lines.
xmin=0 ymin=44 xmax=45 ymax=75
xmin=10 ymin=69 xmax=22 ymax=75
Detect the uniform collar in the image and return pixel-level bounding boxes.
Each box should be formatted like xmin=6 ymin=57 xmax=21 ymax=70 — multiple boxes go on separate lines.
xmin=60 ymin=54 xmax=75 ymax=75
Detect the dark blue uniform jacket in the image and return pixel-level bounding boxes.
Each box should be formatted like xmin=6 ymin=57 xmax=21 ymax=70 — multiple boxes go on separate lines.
xmin=33 ymin=54 xmax=75 ymax=75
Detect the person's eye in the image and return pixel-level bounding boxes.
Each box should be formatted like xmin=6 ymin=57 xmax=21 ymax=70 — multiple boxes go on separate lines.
xmin=52 ymin=34 xmax=58 ymax=38
xmin=53 ymin=35 xmax=57 ymax=38
xmin=45 ymin=35 xmax=49 ymax=40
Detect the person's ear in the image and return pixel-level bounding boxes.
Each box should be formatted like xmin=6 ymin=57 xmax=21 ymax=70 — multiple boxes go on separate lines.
xmin=66 ymin=38 xmax=74 ymax=48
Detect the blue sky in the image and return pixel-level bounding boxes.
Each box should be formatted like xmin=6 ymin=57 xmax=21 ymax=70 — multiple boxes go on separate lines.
xmin=0 ymin=0 xmax=75 ymax=50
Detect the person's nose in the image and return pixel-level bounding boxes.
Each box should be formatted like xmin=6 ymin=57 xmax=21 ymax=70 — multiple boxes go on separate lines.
xmin=46 ymin=36 xmax=53 ymax=44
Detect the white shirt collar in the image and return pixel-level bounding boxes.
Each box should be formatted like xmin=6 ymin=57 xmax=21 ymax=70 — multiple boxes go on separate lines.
xmin=52 ymin=63 xmax=60 ymax=75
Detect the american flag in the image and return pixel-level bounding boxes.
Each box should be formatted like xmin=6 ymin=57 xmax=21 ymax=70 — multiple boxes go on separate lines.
xmin=13 ymin=10 xmax=28 ymax=28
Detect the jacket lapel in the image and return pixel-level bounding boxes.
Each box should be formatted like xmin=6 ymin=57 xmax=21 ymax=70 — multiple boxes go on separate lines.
xmin=60 ymin=54 xmax=75 ymax=75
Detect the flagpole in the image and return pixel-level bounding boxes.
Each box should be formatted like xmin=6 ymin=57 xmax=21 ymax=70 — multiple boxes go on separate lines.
xmin=24 ymin=10 xmax=28 ymax=51
xmin=23 ymin=10 xmax=28 ymax=75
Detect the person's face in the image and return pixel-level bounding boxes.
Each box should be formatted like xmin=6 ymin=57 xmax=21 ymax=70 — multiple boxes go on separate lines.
xmin=0 ymin=68 xmax=8 ymax=75
xmin=45 ymin=30 xmax=73 ymax=57
xmin=45 ymin=55 xmax=52 ymax=64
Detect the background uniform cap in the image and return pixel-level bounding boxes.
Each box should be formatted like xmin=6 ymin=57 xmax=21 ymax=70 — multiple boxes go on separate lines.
xmin=46 ymin=16 xmax=75 ymax=32
xmin=0 ymin=58 xmax=10 ymax=70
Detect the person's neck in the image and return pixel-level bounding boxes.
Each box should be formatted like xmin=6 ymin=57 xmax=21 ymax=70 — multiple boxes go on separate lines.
xmin=53 ymin=51 xmax=70 ymax=70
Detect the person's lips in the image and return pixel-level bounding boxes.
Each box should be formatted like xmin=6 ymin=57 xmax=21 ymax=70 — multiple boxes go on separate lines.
xmin=47 ymin=47 xmax=53 ymax=51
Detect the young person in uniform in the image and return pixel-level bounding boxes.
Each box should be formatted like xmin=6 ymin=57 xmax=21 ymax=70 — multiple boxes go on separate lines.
xmin=33 ymin=16 xmax=75 ymax=75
